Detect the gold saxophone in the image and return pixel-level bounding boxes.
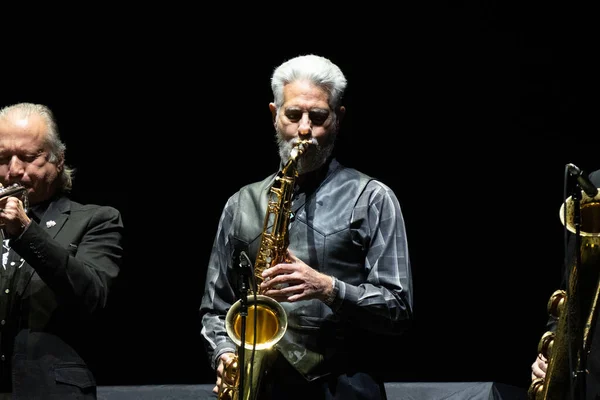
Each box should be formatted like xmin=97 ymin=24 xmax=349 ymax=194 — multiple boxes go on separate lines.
xmin=528 ymin=190 xmax=600 ymax=400
xmin=218 ymin=140 xmax=314 ymax=400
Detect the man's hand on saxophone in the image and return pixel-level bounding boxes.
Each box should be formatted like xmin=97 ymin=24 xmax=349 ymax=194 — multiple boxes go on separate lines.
xmin=214 ymin=352 xmax=237 ymax=395
xmin=531 ymin=353 xmax=548 ymax=381
xmin=260 ymin=249 xmax=335 ymax=304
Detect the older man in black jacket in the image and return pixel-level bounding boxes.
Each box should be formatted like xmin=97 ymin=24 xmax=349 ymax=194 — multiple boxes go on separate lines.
xmin=0 ymin=103 xmax=124 ymax=399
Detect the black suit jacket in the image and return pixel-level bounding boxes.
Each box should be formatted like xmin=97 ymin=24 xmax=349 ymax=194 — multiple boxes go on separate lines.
xmin=1 ymin=195 xmax=124 ymax=399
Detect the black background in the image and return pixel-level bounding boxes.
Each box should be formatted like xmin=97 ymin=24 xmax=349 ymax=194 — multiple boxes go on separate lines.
xmin=1 ymin=2 xmax=597 ymax=391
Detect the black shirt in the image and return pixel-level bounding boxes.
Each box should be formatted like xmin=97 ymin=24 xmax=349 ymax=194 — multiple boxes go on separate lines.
xmin=0 ymin=201 xmax=49 ymax=391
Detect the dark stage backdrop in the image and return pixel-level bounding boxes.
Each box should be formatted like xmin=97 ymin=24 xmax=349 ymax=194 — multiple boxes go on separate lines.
xmin=1 ymin=2 xmax=597 ymax=391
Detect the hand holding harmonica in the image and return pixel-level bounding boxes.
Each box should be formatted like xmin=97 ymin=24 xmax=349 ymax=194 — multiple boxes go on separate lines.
xmin=0 ymin=183 xmax=30 ymax=236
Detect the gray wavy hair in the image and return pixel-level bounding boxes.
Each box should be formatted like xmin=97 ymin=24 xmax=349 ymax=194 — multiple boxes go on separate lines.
xmin=270 ymin=54 xmax=347 ymax=110
xmin=0 ymin=102 xmax=74 ymax=193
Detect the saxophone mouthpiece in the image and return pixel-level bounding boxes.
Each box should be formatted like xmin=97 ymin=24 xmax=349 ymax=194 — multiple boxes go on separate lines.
xmin=290 ymin=139 xmax=316 ymax=160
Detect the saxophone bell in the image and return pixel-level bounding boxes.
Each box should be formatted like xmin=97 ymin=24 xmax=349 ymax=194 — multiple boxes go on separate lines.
xmin=219 ymin=294 xmax=286 ymax=400
xmin=560 ymin=190 xmax=600 ymax=236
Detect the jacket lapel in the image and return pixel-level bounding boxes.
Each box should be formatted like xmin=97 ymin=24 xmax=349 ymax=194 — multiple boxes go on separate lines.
xmin=37 ymin=197 xmax=70 ymax=239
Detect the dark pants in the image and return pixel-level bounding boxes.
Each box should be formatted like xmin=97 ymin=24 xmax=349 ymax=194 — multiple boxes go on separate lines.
xmin=258 ymin=355 xmax=387 ymax=400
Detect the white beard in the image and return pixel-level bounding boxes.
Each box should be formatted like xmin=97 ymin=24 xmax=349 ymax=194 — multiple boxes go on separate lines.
xmin=275 ymin=128 xmax=337 ymax=175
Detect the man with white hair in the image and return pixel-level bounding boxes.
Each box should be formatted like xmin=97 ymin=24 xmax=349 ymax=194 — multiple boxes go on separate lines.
xmin=200 ymin=54 xmax=414 ymax=399
xmin=0 ymin=103 xmax=124 ymax=399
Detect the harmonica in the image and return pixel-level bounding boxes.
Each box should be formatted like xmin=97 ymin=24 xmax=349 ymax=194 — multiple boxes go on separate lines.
xmin=0 ymin=184 xmax=27 ymax=200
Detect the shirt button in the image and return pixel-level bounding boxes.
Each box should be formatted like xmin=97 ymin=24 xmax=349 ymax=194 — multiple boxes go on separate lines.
xmin=0 ymin=320 xmax=5 ymax=325
xmin=4 ymin=289 xmax=9 ymax=294
xmin=1 ymin=355 xmax=5 ymax=361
